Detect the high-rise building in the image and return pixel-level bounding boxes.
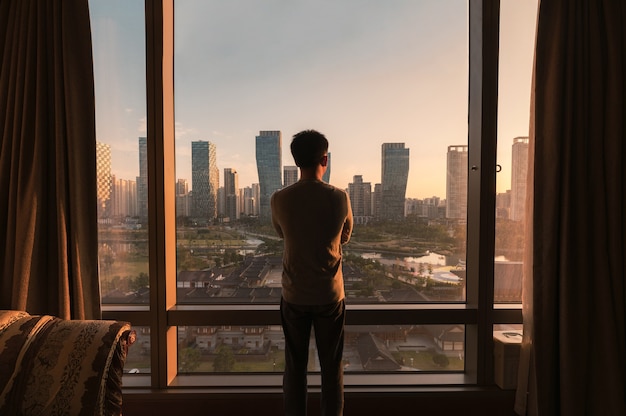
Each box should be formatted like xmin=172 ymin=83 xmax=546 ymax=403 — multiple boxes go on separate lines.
xmin=255 ymin=131 xmax=282 ymax=221
xmin=510 ymin=137 xmax=529 ymax=222
xmin=252 ymin=183 xmax=260 ymax=216
xmin=191 ymin=140 xmax=219 ymax=220
xmin=224 ymin=168 xmax=239 ymax=221
xmin=137 ymin=137 xmax=148 ymax=219
xmin=217 ymin=187 xmax=225 ymax=218
xmin=348 ymin=175 xmax=372 ymax=224
xmin=176 ymin=178 xmax=188 ymax=196
xmin=381 ymin=143 xmax=409 ymax=220
xmin=111 ymin=175 xmax=137 ymax=218
xmin=96 ymin=142 xmax=112 ymax=218
xmin=242 ymin=186 xmax=257 ymax=217
xmin=424 ymin=196 xmax=443 ymax=219
xmin=372 ymin=183 xmax=382 ymax=219
xmin=322 ymin=152 xmax=331 ymax=183
xmin=405 ymin=196 xmax=442 ymax=219
xmin=176 ymin=179 xmax=191 ymax=218
xmin=446 ymin=145 xmax=468 ymax=219
xmin=283 ymin=166 xmax=298 ymax=187
xmin=496 ymin=190 xmax=512 ymax=219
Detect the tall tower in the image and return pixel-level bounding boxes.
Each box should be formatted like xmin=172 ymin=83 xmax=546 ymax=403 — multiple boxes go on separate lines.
xmin=252 ymin=183 xmax=260 ymax=216
xmin=112 ymin=176 xmax=137 ymax=217
xmin=137 ymin=136 xmax=148 ymax=219
xmin=348 ymin=175 xmax=372 ymax=224
xmin=176 ymin=179 xmax=190 ymax=218
xmin=96 ymin=142 xmax=112 ymax=218
xmin=255 ymin=131 xmax=282 ymax=221
xmin=381 ymin=143 xmax=409 ymax=220
xmin=372 ymin=183 xmax=382 ymax=219
xmin=446 ymin=145 xmax=468 ymax=219
xmin=241 ymin=186 xmax=254 ymax=216
xmin=510 ymin=137 xmax=529 ymax=221
xmin=283 ymin=166 xmax=298 ymax=187
xmin=322 ymin=152 xmax=331 ymax=183
xmin=224 ymin=168 xmax=239 ymax=221
xmin=191 ymin=140 xmax=219 ymax=220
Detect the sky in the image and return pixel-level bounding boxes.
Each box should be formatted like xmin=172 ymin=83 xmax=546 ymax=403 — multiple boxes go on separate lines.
xmin=90 ymin=0 xmax=538 ymax=200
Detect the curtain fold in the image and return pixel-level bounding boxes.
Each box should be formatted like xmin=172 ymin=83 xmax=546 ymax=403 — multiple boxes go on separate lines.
xmin=0 ymin=0 xmax=100 ymax=320
xmin=516 ymin=0 xmax=626 ymax=414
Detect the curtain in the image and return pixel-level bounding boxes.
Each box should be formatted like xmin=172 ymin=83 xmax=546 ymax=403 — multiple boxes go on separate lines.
xmin=516 ymin=0 xmax=626 ymax=414
xmin=0 ymin=0 xmax=100 ymax=320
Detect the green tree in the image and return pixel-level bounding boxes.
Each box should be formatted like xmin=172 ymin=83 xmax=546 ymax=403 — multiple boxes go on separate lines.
xmin=433 ymin=353 xmax=450 ymax=368
xmin=131 ymin=272 xmax=149 ymax=290
xmin=213 ymin=345 xmax=236 ymax=372
xmin=178 ymin=347 xmax=201 ymax=373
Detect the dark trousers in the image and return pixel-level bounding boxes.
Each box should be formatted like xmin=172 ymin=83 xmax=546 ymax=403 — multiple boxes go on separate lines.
xmin=280 ymin=297 xmax=346 ymax=416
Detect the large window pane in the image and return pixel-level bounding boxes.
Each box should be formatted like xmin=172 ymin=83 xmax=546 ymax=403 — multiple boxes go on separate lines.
xmin=90 ymin=0 xmax=149 ymax=305
xmin=177 ymin=325 xmax=464 ymax=374
xmin=494 ymin=0 xmax=537 ymax=303
xmin=174 ymin=0 xmax=469 ymax=305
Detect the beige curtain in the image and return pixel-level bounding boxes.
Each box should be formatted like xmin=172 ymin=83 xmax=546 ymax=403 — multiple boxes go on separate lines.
xmin=0 ymin=0 xmax=100 ymax=320
xmin=516 ymin=0 xmax=626 ymax=414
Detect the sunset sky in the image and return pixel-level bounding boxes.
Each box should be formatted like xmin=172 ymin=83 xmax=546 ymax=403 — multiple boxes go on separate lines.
xmin=90 ymin=0 xmax=537 ymax=200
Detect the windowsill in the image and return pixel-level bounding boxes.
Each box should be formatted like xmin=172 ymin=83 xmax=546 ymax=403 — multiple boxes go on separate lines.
xmin=123 ymin=372 xmax=473 ymax=389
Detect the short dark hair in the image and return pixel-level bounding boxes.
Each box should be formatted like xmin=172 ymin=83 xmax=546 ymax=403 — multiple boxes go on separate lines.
xmin=290 ymin=129 xmax=328 ymax=168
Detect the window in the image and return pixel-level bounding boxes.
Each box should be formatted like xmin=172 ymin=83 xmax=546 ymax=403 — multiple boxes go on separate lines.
xmin=92 ymin=0 xmax=149 ymax=306
xmin=94 ymin=0 xmax=534 ymax=390
xmin=174 ymin=1 xmax=468 ymax=306
xmin=494 ymin=0 xmax=536 ymax=305
xmin=90 ymin=0 xmax=152 ymax=373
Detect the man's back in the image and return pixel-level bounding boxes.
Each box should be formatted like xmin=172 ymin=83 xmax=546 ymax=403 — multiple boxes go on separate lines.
xmin=271 ymin=179 xmax=352 ymax=305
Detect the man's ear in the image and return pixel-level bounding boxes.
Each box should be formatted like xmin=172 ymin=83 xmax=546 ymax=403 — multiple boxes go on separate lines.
xmin=320 ymin=154 xmax=328 ymax=167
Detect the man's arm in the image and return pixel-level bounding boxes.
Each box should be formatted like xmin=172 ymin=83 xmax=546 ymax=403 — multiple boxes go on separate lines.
xmin=341 ymin=192 xmax=353 ymax=244
xmin=270 ymin=193 xmax=284 ymax=238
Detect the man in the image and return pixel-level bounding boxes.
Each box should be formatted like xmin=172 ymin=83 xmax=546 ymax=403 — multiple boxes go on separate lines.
xmin=271 ymin=129 xmax=353 ymax=416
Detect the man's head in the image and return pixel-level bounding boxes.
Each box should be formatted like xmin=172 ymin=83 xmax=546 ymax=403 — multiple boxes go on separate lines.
xmin=290 ymin=129 xmax=329 ymax=168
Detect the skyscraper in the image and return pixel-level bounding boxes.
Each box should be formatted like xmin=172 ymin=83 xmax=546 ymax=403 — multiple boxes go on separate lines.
xmin=322 ymin=152 xmax=331 ymax=183
xmin=176 ymin=179 xmax=191 ymax=218
xmin=96 ymin=142 xmax=112 ymax=218
xmin=283 ymin=166 xmax=298 ymax=187
xmin=496 ymin=190 xmax=512 ymax=219
xmin=510 ymin=137 xmax=529 ymax=222
xmin=252 ymin=183 xmax=260 ymax=217
xmin=224 ymin=168 xmax=239 ymax=221
xmin=372 ymin=183 xmax=382 ymax=219
xmin=242 ymin=185 xmax=259 ymax=217
xmin=191 ymin=140 xmax=219 ymax=220
xmin=111 ymin=175 xmax=137 ymax=218
xmin=255 ymin=131 xmax=282 ymax=221
xmin=137 ymin=137 xmax=148 ymax=219
xmin=381 ymin=143 xmax=409 ymax=220
xmin=446 ymin=145 xmax=468 ymax=219
xmin=348 ymin=175 xmax=372 ymax=224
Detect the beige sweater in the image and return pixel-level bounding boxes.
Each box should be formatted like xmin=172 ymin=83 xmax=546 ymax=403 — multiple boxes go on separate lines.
xmin=271 ymin=179 xmax=353 ymax=305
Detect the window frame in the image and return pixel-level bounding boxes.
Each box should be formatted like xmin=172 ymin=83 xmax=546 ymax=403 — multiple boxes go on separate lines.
xmin=102 ymin=0 xmax=523 ymax=391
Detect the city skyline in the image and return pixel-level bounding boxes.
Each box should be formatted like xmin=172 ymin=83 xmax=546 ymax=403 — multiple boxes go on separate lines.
xmin=96 ymin=134 xmax=529 ymax=222
xmin=90 ymin=1 xmax=537 ymax=200
xmin=101 ymin=131 xmax=528 ymax=206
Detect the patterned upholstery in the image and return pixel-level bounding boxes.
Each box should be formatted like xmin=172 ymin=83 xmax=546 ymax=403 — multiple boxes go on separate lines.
xmin=0 ymin=310 xmax=133 ymax=416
